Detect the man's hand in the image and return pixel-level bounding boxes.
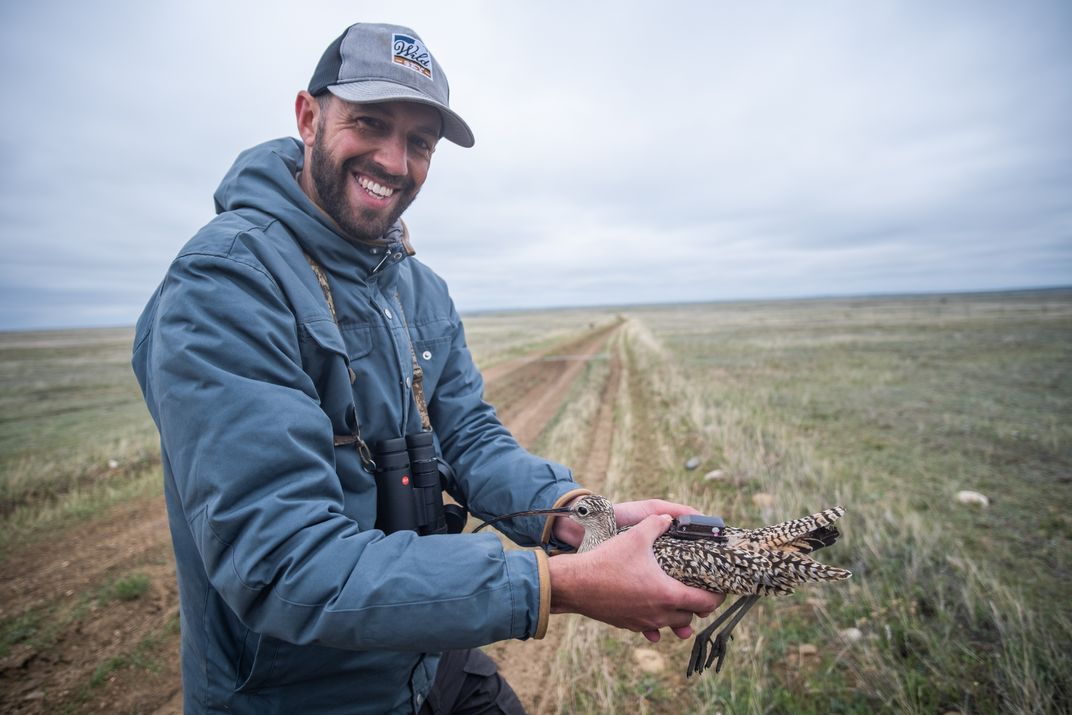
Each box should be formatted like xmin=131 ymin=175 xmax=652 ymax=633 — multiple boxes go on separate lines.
xmin=547 ymin=513 xmax=724 ymax=640
xmin=613 ymin=498 xmax=704 ymax=527
xmin=551 ymin=497 xmax=705 ymax=548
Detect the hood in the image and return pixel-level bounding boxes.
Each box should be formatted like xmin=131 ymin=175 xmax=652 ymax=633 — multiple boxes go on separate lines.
xmin=212 ymin=137 xmax=408 ymax=277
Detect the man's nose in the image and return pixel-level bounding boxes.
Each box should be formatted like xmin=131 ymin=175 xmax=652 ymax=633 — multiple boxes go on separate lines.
xmin=370 ymin=133 xmax=409 ymax=178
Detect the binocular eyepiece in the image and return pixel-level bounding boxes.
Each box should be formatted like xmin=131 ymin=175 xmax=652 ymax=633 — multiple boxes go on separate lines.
xmin=373 ymin=432 xmax=467 ymax=535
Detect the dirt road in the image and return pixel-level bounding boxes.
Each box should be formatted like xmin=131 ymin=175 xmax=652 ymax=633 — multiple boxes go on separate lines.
xmin=486 ymin=325 xmax=623 ymax=714
xmin=0 ymin=321 xmax=623 ymax=714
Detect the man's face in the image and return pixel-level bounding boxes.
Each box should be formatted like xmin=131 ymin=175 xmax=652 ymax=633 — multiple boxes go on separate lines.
xmin=308 ymin=97 xmax=441 ymax=243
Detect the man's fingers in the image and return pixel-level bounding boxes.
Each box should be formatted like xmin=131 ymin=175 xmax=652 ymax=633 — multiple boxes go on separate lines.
xmin=674 ymin=586 xmax=724 ymax=615
xmin=630 ymin=513 xmax=673 ymax=542
xmin=614 ymin=499 xmax=702 ymax=528
xmin=671 ymin=625 xmax=693 ymax=639
xmin=642 ymin=622 xmax=694 ymax=641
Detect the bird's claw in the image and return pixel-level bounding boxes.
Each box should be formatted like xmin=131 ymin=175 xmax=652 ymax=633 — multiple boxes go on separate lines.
xmin=685 ymin=595 xmax=760 ymax=678
xmin=687 ymin=631 xmax=733 ymax=677
xmin=706 ymin=632 xmax=732 ymax=673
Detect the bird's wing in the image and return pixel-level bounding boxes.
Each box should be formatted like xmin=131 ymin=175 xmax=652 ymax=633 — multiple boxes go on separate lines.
xmin=725 ymin=507 xmax=845 ymax=552
xmin=653 ymin=537 xmax=773 ymax=595
xmin=754 ymin=547 xmax=853 ymax=594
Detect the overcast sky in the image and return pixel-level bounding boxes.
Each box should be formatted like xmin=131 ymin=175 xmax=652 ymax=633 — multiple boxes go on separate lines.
xmin=1 ymin=1 xmax=1069 ymax=330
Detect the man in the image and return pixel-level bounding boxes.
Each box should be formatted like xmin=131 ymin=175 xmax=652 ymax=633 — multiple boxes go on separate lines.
xmin=133 ymin=23 xmax=721 ymax=714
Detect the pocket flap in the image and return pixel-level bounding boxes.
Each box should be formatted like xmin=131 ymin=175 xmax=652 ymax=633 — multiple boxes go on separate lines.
xmin=300 ymin=318 xmax=348 ymax=357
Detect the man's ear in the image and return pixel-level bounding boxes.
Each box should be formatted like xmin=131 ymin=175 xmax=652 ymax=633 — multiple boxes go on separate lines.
xmin=295 ymin=90 xmax=322 ymax=147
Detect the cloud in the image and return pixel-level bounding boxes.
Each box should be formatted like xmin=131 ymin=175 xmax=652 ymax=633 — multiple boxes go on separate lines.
xmin=1 ymin=0 xmax=1069 ymax=329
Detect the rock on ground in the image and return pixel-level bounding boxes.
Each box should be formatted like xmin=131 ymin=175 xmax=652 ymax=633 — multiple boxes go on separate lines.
xmin=839 ymin=627 xmax=864 ymax=643
xmin=956 ymin=490 xmax=990 ymax=507
xmin=632 ymin=648 xmax=666 ymax=674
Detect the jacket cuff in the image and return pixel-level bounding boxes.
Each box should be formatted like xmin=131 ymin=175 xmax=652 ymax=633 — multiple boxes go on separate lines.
xmin=539 ymin=487 xmax=592 ymax=546
xmin=533 ymin=549 xmax=551 ymax=639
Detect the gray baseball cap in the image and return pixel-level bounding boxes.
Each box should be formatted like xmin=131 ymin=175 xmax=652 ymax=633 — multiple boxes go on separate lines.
xmin=308 ymin=23 xmax=475 ymax=148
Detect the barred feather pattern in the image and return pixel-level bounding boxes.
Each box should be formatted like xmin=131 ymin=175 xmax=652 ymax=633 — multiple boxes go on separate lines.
xmin=569 ymin=495 xmax=851 ymax=596
xmin=722 ymin=506 xmax=845 ymax=552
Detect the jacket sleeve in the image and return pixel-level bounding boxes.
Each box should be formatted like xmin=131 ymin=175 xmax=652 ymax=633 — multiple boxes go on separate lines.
xmin=427 ymin=301 xmax=585 ymax=546
xmin=139 ymin=250 xmax=549 ymax=651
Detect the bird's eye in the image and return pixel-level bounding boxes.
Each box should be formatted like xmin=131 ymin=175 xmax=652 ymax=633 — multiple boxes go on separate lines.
xmin=577 ymin=505 xmax=589 ymax=516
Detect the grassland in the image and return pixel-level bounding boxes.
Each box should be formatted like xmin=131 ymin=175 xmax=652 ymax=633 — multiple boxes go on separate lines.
xmin=542 ymin=290 xmax=1070 ymax=714
xmin=0 ymin=328 xmax=160 ymax=549
xmin=1 ymin=290 xmax=1068 ymax=713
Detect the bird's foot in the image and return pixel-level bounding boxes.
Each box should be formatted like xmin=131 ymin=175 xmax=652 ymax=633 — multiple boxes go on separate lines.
xmin=687 ymin=630 xmax=733 ymax=677
xmin=685 ymin=595 xmax=760 ymax=678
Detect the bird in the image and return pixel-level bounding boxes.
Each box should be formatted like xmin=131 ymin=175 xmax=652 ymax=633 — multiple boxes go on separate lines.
xmin=474 ymin=494 xmax=851 ymax=676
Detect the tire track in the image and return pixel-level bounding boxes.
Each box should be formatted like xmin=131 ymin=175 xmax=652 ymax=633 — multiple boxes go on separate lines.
xmin=487 ymin=329 xmax=624 ymax=714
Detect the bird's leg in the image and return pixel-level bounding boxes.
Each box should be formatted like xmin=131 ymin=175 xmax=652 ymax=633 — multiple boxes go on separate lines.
xmin=687 ymin=596 xmax=751 ymax=677
xmin=704 ymin=594 xmax=759 ymax=674
xmin=686 ymin=595 xmax=761 ymax=677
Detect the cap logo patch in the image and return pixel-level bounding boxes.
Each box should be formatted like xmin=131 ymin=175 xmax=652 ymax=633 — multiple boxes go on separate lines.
xmin=392 ymin=34 xmax=433 ymax=80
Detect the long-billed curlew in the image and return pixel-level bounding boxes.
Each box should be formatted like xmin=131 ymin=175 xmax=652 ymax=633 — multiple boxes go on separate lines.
xmin=475 ymin=494 xmax=851 ymax=676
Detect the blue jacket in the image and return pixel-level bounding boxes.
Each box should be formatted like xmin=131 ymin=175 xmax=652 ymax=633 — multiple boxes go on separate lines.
xmin=132 ymin=138 xmax=582 ymax=713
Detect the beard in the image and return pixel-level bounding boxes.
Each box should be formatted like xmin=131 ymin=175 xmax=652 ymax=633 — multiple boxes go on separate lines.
xmin=309 ymin=133 xmax=419 ymax=244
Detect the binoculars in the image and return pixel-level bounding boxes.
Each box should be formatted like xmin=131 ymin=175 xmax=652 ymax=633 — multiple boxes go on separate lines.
xmin=372 ymin=431 xmax=468 ymax=535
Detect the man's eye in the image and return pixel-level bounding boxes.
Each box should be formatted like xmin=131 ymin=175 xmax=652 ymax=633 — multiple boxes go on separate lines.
xmin=411 ymin=136 xmax=434 ymax=153
xmin=356 ymin=117 xmax=387 ymax=131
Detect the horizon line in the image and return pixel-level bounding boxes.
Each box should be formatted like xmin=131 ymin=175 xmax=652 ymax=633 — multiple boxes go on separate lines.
xmin=2 ymin=285 xmax=1069 ymax=336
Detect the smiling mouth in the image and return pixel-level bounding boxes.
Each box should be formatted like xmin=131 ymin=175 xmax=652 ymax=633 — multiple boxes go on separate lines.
xmin=357 ymin=175 xmax=395 ymax=200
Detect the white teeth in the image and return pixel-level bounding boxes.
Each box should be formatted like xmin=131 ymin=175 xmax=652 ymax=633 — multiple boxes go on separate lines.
xmin=358 ymin=176 xmax=394 ymax=199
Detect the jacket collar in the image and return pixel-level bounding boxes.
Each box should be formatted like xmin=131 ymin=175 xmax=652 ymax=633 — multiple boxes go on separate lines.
xmin=213 ymin=137 xmax=412 ymax=282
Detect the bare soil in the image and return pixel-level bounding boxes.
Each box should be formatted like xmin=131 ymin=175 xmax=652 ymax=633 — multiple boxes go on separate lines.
xmin=0 ymin=322 xmax=623 ymax=714
xmin=486 ymin=332 xmax=623 ymax=714
xmin=0 ymin=498 xmax=181 ymax=714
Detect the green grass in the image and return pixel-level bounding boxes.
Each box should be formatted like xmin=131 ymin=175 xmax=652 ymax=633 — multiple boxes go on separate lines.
xmin=0 ymin=328 xmax=154 ymax=464
xmin=99 ymin=573 xmax=152 ymax=603
xmin=610 ymin=290 xmax=1072 ymax=714
xmin=0 ymin=570 xmax=154 ymax=660
xmin=533 ymin=291 xmax=1070 ymax=714
xmin=0 ymin=328 xmax=159 ymax=544
xmin=87 ymin=626 xmax=166 ymax=688
xmin=0 ymin=609 xmax=43 ymax=658
xmin=65 ymin=614 xmax=180 ymax=715
xmin=2 ymin=292 xmax=1068 ymax=713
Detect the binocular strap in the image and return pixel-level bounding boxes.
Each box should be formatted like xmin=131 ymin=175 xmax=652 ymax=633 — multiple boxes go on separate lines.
xmin=394 ymin=289 xmax=432 ymax=433
xmin=303 ymin=253 xmax=433 ymax=465
xmin=304 ymin=253 xmax=377 ymax=471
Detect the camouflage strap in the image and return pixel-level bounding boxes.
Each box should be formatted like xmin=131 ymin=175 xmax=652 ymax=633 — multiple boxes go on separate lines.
xmin=393 ymin=223 xmax=432 ymax=430
xmin=303 ymin=254 xmax=433 ymax=462
xmin=303 ymin=253 xmax=375 ymax=471
xmin=394 ymin=291 xmax=432 ymax=432
xmin=304 ymin=253 xmax=338 ymax=322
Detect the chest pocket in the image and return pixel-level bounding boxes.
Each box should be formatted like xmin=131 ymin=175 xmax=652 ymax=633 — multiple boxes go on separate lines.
xmin=298 ymin=318 xmax=361 ymax=437
xmin=339 ymin=322 xmax=374 ymax=362
xmin=298 ymin=318 xmax=377 ymax=518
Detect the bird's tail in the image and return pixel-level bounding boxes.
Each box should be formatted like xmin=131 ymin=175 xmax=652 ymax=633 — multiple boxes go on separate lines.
xmin=727 ymin=506 xmax=845 ymax=552
xmin=790 ymin=524 xmax=841 ymax=554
